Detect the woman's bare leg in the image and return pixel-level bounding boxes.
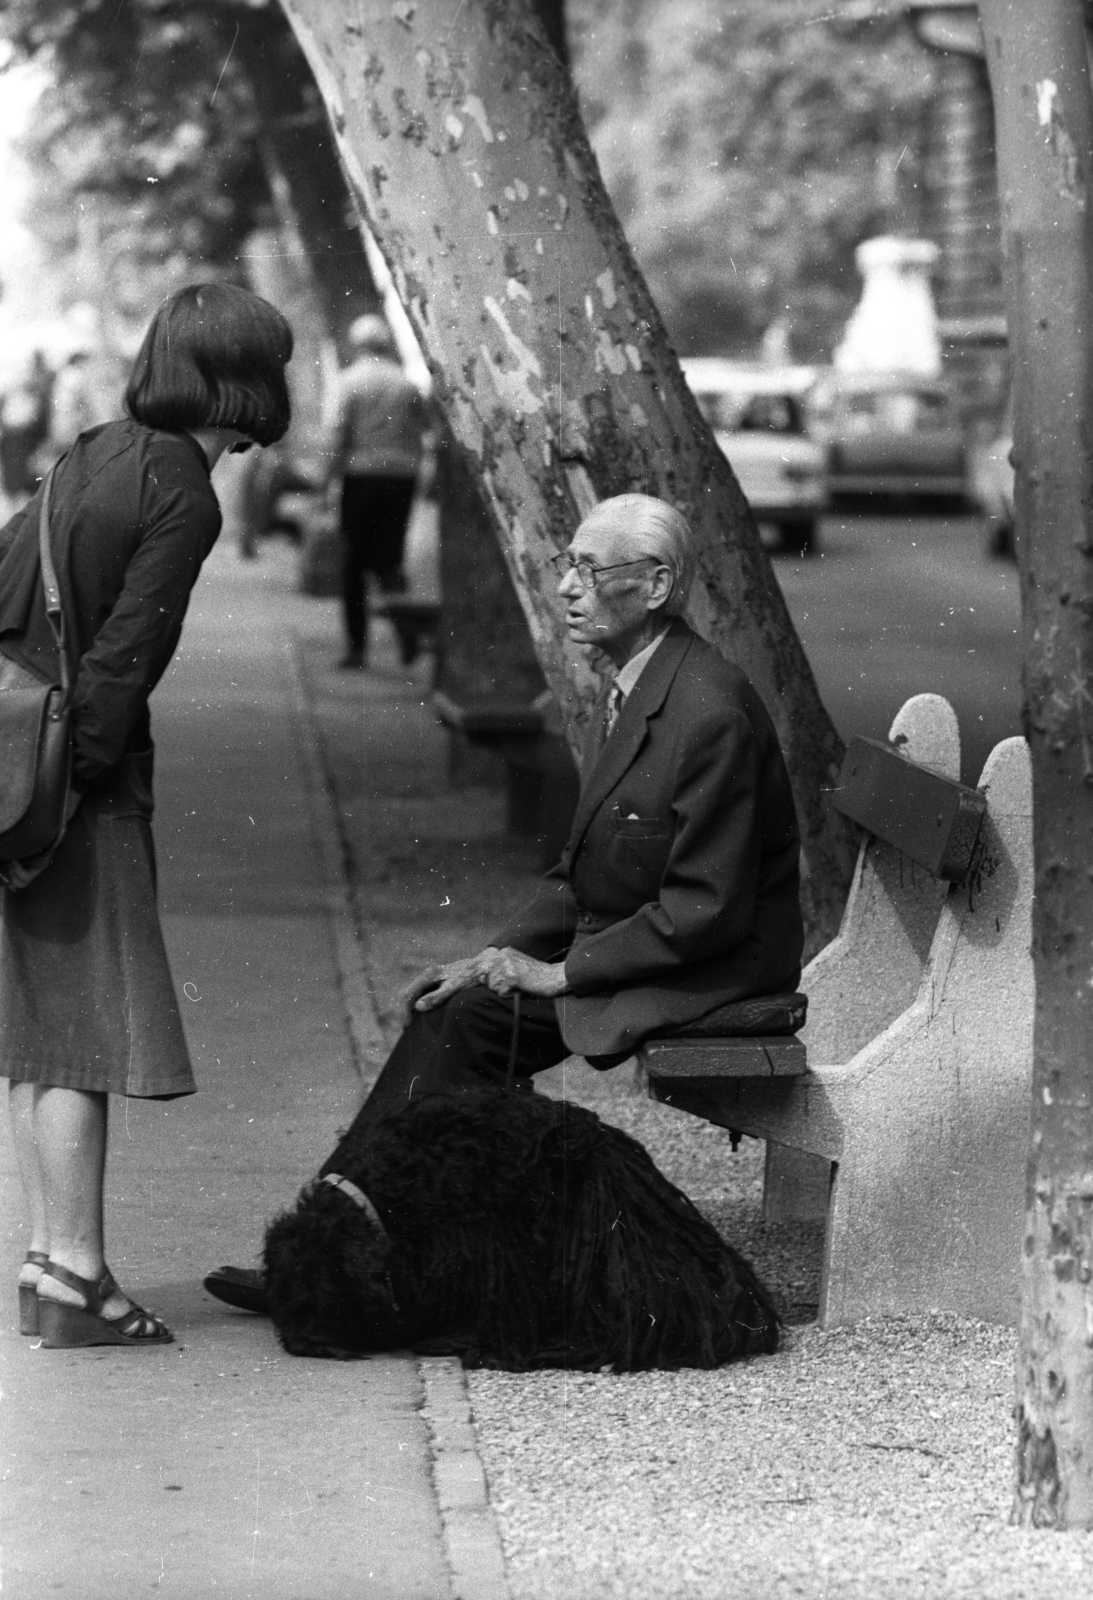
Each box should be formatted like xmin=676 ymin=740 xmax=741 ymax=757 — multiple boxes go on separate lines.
xmin=9 ymin=1082 xmax=49 ymax=1288
xmin=31 ymin=1087 xmax=137 ymax=1318
xmin=34 ymin=1087 xmax=107 ymax=1275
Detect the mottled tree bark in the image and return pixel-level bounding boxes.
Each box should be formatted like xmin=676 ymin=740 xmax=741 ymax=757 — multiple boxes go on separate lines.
xmin=981 ymin=0 xmax=1093 ymax=1531
xmin=232 ymin=1 xmax=539 ymax=717
xmin=435 ymin=426 xmax=546 ymax=707
xmin=276 ymin=0 xmax=855 ymax=948
xmin=234 ymin=5 xmax=382 ymax=348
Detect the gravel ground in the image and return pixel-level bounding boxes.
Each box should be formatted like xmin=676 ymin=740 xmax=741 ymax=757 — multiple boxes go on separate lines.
xmin=295 ymin=620 xmax=1093 ymax=1600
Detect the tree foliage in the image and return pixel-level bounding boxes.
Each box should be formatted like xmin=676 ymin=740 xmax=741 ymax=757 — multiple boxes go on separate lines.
xmin=1 ymin=1 xmax=265 ymax=296
xmin=569 ymin=0 xmax=937 ymax=357
xmin=3 ymin=0 xmax=940 ymax=362
xmin=0 ymin=0 xmax=379 ymax=344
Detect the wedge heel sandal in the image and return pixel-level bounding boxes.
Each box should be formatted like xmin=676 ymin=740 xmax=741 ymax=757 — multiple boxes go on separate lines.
xmin=36 ymin=1262 xmax=172 ymax=1349
xmin=18 ymin=1250 xmax=49 ymax=1337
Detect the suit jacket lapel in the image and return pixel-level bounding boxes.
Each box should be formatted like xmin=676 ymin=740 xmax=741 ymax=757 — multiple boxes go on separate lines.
xmin=564 ymin=618 xmax=695 ymax=864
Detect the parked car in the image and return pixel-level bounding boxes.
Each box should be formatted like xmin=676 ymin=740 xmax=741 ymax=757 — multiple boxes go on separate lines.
xmin=681 ymin=358 xmax=828 ymax=555
xmin=807 ymin=370 xmax=970 ymax=507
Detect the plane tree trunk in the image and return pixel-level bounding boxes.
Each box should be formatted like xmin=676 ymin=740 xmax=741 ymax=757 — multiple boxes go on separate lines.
xmin=234 ymin=5 xmax=381 ymax=349
xmin=233 ymin=0 xmax=541 ymax=715
xmin=981 ymin=0 xmax=1093 ymax=1531
xmin=276 ymin=0 xmax=855 ymax=948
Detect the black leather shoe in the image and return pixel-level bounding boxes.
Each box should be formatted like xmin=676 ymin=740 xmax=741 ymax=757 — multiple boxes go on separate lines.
xmin=203 ymin=1266 xmax=269 ymax=1316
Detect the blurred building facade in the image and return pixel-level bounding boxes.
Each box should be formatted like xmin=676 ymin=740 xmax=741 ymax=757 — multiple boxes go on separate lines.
xmin=913 ymin=3 xmax=1008 ymax=425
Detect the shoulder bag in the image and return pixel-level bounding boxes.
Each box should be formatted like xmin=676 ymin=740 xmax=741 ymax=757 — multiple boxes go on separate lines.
xmin=0 ymin=467 xmax=74 ymax=882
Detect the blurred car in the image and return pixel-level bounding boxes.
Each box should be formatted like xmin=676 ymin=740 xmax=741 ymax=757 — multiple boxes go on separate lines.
xmin=807 ymin=370 xmax=970 ymax=507
xmin=681 ymin=358 xmax=828 ymax=555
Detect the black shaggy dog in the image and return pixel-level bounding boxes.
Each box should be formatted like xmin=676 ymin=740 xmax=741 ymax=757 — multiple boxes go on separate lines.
xmin=263 ymin=1089 xmax=779 ymax=1371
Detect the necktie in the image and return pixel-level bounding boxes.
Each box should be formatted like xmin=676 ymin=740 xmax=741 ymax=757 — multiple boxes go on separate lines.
xmin=604 ymin=683 xmax=625 ymax=740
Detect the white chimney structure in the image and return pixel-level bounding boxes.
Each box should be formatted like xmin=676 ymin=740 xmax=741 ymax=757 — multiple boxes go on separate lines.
xmin=834 ymin=236 xmax=943 ymax=377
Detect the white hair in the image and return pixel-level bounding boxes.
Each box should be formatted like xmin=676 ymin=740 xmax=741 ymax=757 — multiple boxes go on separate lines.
xmin=576 ymin=493 xmax=695 ymax=616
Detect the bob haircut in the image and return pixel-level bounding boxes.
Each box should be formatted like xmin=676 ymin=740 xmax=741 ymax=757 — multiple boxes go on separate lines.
xmin=576 ymin=493 xmax=696 ymax=616
xmin=125 ymin=282 xmax=294 ymax=447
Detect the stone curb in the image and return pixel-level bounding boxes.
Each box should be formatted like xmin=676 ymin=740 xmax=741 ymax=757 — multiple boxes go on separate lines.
xmin=421 ymin=1357 xmax=513 ymax=1600
xmin=284 ymin=633 xmax=388 ymax=1071
xmin=284 ymin=635 xmax=512 ymax=1600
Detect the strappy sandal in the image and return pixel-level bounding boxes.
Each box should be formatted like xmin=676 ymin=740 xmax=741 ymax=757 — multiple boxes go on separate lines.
xmin=18 ymin=1250 xmax=49 ymax=1337
xmin=37 ymin=1262 xmax=173 ymax=1349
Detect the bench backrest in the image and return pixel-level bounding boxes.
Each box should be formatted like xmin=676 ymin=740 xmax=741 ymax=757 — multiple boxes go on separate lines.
xmin=800 ymin=694 xmax=962 ymax=1065
xmin=820 ymin=733 xmax=1032 ymax=1322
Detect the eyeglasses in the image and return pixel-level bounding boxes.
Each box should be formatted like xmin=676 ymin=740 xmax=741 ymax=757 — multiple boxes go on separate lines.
xmin=549 ymin=553 xmax=658 ymax=590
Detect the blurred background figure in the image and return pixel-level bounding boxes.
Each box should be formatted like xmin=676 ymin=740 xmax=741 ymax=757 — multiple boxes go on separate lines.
xmin=0 ymin=348 xmax=51 ymax=505
xmin=327 ymin=313 xmax=431 ymax=669
xmin=45 ymin=347 xmax=98 ymax=458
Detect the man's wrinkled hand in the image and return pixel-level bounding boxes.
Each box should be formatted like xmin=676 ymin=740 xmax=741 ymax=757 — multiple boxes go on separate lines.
xmin=403 ymin=949 xmax=500 ymax=1021
xmin=481 ymin=948 xmax=568 ymax=998
xmin=402 ymin=946 xmax=568 ymax=1019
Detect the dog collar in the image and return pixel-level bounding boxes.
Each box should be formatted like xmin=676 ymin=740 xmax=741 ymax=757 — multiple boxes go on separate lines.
xmin=322 ymin=1173 xmax=388 ymax=1240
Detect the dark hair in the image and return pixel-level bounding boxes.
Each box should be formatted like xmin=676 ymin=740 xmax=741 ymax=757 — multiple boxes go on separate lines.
xmin=125 ymin=282 xmax=294 ymax=446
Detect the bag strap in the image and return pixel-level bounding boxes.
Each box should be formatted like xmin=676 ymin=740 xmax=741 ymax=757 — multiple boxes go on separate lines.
xmin=37 ymin=467 xmax=70 ymax=698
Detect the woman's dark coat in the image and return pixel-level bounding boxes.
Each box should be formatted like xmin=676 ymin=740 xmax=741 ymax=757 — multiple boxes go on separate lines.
xmin=0 ymin=419 xmax=221 ymax=1097
xmin=0 ymin=419 xmax=221 ymax=791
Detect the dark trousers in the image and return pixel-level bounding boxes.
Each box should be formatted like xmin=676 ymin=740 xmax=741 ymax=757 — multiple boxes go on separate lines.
xmin=319 ymin=985 xmax=570 ymax=1169
xmin=319 ymin=985 xmax=634 ymax=1169
xmin=340 ymin=474 xmax=417 ymax=656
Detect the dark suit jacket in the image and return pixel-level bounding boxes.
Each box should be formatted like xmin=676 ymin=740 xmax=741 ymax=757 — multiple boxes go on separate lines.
xmin=493 ymin=617 xmax=804 ymax=1057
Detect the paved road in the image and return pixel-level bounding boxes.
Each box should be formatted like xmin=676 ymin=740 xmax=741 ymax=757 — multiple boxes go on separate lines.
xmin=775 ymin=512 xmax=1021 ymax=785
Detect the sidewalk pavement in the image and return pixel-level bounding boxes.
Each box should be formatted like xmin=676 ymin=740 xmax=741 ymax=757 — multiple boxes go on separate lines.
xmin=0 ymin=534 xmax=508 ymax=1600
xmin=7 ymin=531 xmax=1084 ymax=1600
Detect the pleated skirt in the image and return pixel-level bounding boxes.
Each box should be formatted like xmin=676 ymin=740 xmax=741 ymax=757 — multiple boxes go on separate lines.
xmin=0 ymin=751 xmax=195 ymax=1099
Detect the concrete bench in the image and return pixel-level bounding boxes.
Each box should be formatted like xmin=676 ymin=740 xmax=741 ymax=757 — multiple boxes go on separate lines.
xmin=432 ymin=692 xmax=580 ymax=865
xmin=641 ymin=693 xmax=1034 ymax=1326
xmin=376 ymin=595 xmax=442 ymax=667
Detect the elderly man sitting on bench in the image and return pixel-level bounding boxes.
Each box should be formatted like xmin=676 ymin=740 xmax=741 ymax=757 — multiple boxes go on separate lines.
xmin=205 ymin=491 xmax=804 ymax=1314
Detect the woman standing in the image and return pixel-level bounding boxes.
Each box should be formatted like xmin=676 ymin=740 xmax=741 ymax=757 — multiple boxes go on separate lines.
xmin=0 ymin=283 xmax=293 ymax=1348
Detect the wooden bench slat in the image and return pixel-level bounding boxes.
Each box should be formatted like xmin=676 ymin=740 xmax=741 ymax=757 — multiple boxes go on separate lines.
xmin=643 ymin=1036 xmax=807 ymax=1078
xmin=831 ymin=736 xmax=986 ymax=882
xmin=432 ymin=691 xmax=546 ymax=738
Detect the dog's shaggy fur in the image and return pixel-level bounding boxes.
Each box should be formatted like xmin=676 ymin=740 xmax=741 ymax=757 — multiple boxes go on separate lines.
xmin=263 ymin=1088 xmax=779 ymax=1371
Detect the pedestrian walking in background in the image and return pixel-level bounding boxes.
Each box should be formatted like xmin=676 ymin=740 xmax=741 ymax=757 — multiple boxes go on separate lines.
xmin=0 ymin=282 xmax=293 ymax=1349
xmin=327 ymin=313 xmax=430 ymax=669
xmin=0 ymin=349 xmax=52 ymax=503
xmin=45 ymin=347 xmax=100 ymax=459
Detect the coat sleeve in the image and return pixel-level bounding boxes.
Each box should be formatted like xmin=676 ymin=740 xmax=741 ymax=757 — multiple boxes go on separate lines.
xmin=491 ymin=859 xmax=580 ymax=962
xmin=70 ymin=480 xmax=220 ymax=787
xmin=562 ymin=706 xmax=765 ymax=995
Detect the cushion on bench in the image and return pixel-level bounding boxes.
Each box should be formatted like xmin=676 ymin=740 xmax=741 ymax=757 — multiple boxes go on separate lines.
xmin=653 ymin=991 xmax=808 ymax=1040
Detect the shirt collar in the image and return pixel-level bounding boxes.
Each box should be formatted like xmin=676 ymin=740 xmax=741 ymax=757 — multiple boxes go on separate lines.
xmin=613 ymin=624 xmax=670 ymax=701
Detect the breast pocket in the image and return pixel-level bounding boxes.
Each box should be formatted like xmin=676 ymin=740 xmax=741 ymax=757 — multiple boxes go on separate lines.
xmin=609 ymin=811 xmax=670 ymax=841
